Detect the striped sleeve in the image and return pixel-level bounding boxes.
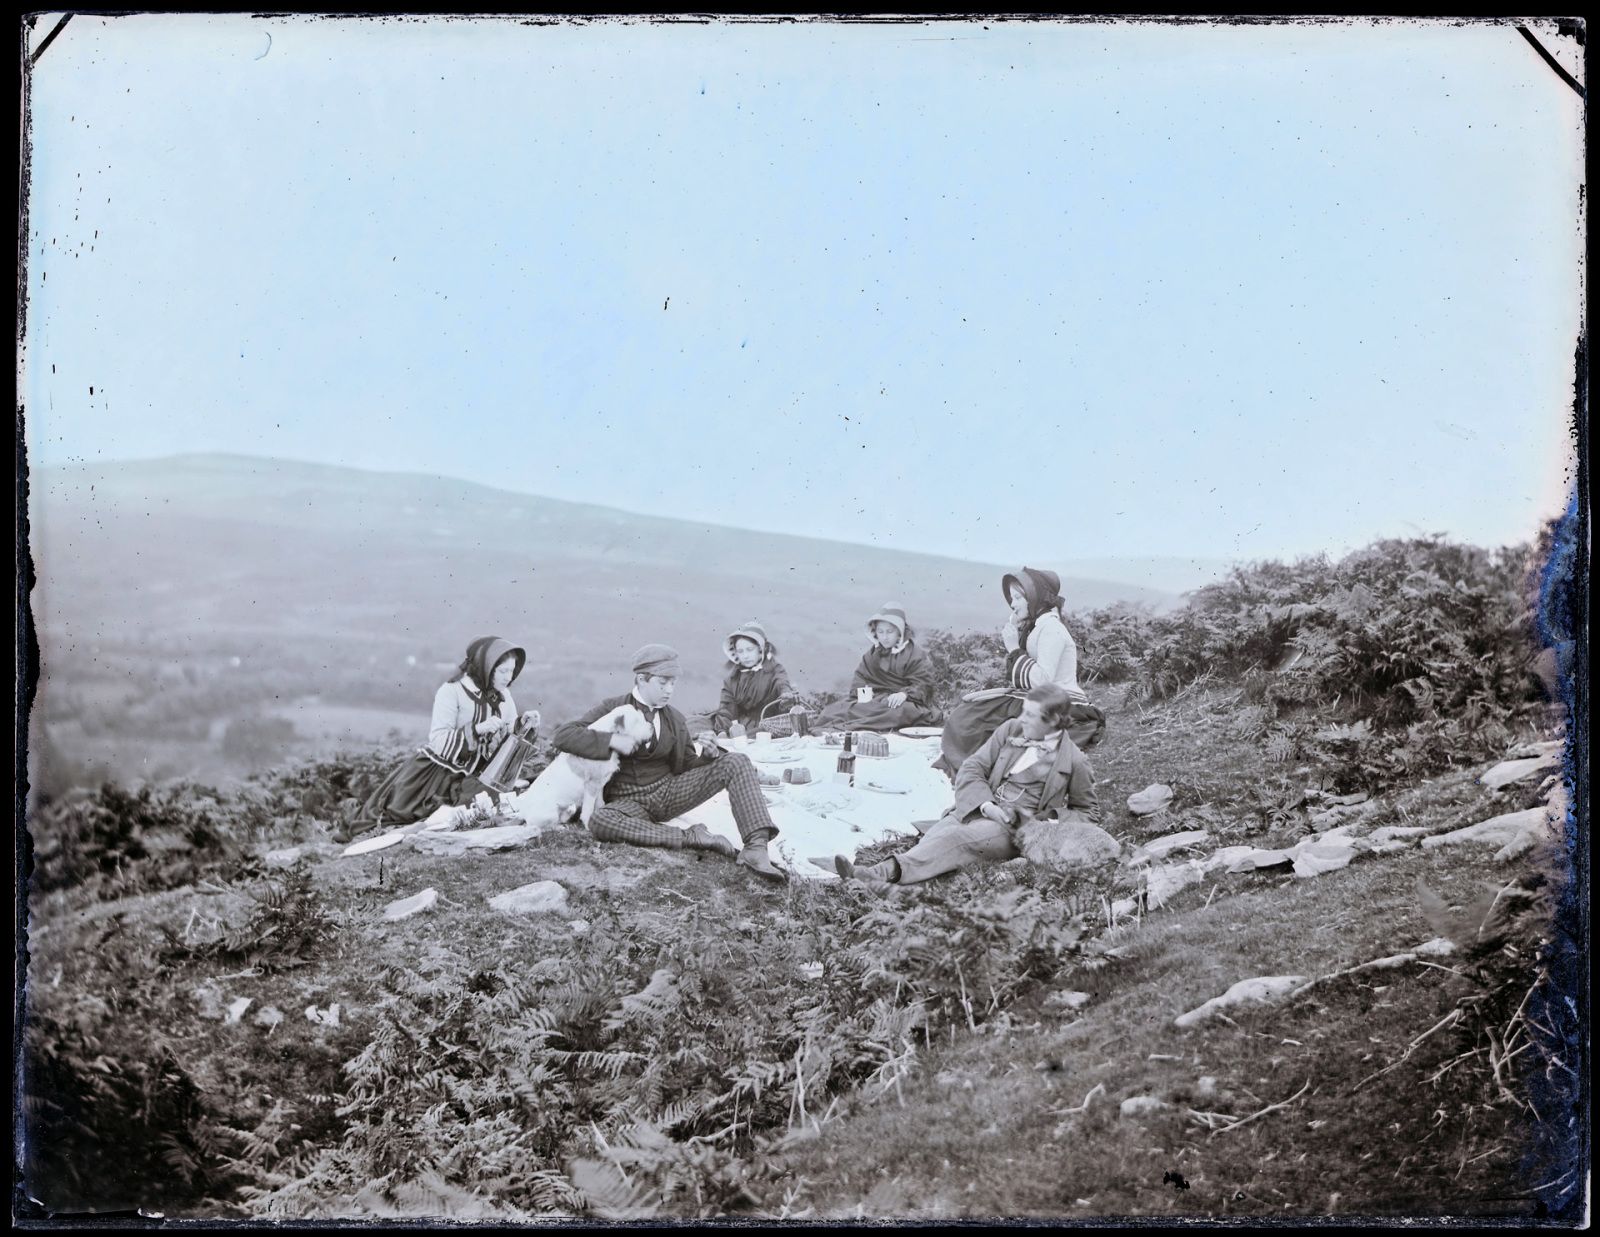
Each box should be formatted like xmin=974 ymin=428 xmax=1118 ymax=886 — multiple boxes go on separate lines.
xmin=1010 ymin=654 xmax=1039 ymax=689
xmin=427 ymin=682 xmax=472 ymax=761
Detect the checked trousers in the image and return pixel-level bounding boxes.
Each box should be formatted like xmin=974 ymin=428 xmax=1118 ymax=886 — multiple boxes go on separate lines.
xmin=589 ymin=752 xmax=778 ymax=850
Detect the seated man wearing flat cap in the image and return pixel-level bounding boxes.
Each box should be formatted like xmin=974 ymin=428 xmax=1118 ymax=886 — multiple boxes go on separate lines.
xmin=551 ymin=643 xmax=786 ymax=882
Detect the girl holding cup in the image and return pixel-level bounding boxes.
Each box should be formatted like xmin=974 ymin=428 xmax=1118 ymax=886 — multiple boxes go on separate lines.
xmin=814 ymin=604 xmax=940 ymax=732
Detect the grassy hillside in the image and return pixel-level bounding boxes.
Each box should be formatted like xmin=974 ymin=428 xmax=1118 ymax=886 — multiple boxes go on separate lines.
xmin=18 ymin=530 xmax=1582 ymax=1222
xmin=26 ymin=453 xmax=1171 ymax=788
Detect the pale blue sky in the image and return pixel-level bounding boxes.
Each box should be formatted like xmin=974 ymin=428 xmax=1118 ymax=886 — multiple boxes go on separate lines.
xmin=21 ymin=15 xmax=1584 ymax=566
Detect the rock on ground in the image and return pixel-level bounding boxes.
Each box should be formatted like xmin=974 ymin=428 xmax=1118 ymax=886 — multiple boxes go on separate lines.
xmin=1120 ymin=1095 xmax=1172 ymax=1117
xmin=1420 ymin=807 xmax=1548 ymax=854
xmin=1175 ymin=975 xmax=1307 ymax=1029
xmin=1127 ymin=784 xmax=1175 ymax=816
xmin=1369 ymin=825 xmax=1429 ymax=843
xmin=1293 ymin=839 xmax=1357 ymax=879
xmin=488 ymin=880 xmax=570 ymax=916
xmin=1478 ymin=752 xmax=1555 ymax=790
xmin=383 ymin=888 xmax=439 ymax=921
xmin=1131 ymin=829 xmax=1210 ymax=863
xmin=412 ymin=824 xmax=547 ymax=855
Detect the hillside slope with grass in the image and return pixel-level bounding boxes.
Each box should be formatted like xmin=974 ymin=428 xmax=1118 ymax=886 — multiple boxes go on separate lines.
xmin=18 ymin=532 xmax=1585 ymax=1222
xmin=27 ymin=453 xmax=1172 ymax=790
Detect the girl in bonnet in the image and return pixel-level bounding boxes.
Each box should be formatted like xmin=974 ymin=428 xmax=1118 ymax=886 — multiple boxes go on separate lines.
xmin=709 ymin=620 xmax=796 ymax=736
xmin=358 ymin=636 xmax=539 ymax=830
xmin=814 ymin=604 xmax=940 ymax=733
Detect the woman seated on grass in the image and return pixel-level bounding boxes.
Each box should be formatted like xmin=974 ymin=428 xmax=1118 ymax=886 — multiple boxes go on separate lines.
xmin=354 ymin=636 xmax=539 ymax=833
xmin=935 ymin=567 xmax=1105 ymax=777
xmin=814 ymin=604 xmax=940 ymax=733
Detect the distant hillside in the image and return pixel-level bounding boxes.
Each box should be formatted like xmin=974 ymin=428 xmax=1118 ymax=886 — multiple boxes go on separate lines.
xmin=26 ymin=454 xmax=1172 ymax=781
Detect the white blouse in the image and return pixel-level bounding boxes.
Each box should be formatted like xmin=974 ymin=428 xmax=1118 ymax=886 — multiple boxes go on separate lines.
xmin=426 ymin=677 xmax=517 ymax=767
xmin=1009 ymin=613 xmax=1089 ymax=701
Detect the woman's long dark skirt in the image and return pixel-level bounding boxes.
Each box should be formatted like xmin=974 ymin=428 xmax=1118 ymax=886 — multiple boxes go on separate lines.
xmin=360 ymin=751 xmax=493 ymax=829
xmin=936 ymin=693 xmax=1024 ymax=776
xmin=813 ymin=696 xmax=940 ymax=733
xmin=935 ymin=694 xmax=1109 ymax=777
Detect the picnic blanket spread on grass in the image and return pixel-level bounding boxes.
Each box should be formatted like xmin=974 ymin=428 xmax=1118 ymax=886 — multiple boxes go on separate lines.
xmin=343 ymin=732 xmax=955 ymax=880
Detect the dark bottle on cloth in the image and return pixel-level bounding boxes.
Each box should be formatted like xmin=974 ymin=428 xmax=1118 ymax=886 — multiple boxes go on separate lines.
xmin=835 ymin=733 xmax=856 ymax=786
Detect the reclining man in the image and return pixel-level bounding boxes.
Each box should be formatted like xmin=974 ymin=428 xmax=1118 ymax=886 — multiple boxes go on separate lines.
xmin=835 ymin=682 xmax=1105 ymax=887
xmin=552 ymin=643 xmax=787 ymax=882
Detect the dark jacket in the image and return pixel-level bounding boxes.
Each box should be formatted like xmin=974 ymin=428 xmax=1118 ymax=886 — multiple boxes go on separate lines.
xmin=711 ymin=660 xmax=794 ymax=734
xmin=952 ymin=717 xmax=1098 ymax=823
xmin=849 ymin=640 xmax=936 ymax=707
xmin=552 ymin=692 xmax=717 ymax=799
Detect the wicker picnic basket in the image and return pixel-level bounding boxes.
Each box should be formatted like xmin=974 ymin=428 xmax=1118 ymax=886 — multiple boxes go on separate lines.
xmin=756 ymin=697 xmax=815 ymax=738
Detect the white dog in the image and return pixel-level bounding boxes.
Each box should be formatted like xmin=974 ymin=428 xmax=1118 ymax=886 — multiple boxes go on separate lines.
xmin=504 ymin=704 xmax=656 ymax=829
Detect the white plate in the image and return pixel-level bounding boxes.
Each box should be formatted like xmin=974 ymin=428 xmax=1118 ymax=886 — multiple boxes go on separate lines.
xmin=860 ymin=781 xmax=910 ymax=795
xmin=898 ymin=726 xmax=944 ymax=738
xmin=751 ymin=750 xmax=803 ymax=764
xmin=343 ymin=829 xmax=408 ymax=857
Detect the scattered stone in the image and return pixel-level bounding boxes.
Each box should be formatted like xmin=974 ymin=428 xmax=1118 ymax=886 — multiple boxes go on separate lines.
xmin=1420 ymin=807 xmax=1547 ymax=854
xmin=1293 ymin=839 xmax=1357 ymax=879
xmin=1308 ymin=804 xmax=1369 ymax=829
xmin=1227 ymin=847 xmax=1293 ymax=873
xmin=412 ymin=824 xmax=546 ymax=856
xmin=569 ymin=919 xmax=591 ymax=937
xmin=1131 ymin=830 xmax=1210 ymax=863
xmin=1364 ymin=840 xmax=1411 ymax=856
xmin=305 ymin=1003 xmax=342 ymax=1026
xmin=262 ymin=846 xmax=305 ymax=869
xmin=1369 ymin=825 xmax=1429 ymax=843
xmin=1194 ymin=1075 xmax=1219 ymax=1101
xmin=1145 ymin=861 xmax=1206 ymax=908
xmin=1202 ymin=846 xmax=1259 ymax=874
xmin=1505 ymin=738 xmax=1562 ymax=761
xmin=1127 ymin=784 xmax=1175 ymax=816
xmin=1480 ymin=755 xmax=1558 ymax=792
xmin=797 ymin=962 xmax=825 ymax=981
xmin=1017 ymin=816 xmax=1122 ymax=870
xmin=224 ymin=997 xmax=254 ymax=1025
xmin=1319 ymin=791 xmax=1370 ymax=807
xmin=1174 ymin=975 xmax=1307 ymax=1029
xmin=383 ymin=888 xmax=439 ymax=921
xmin=253 ymin=1005 xmax=284 ymax=1029
xmin=193 ymin=981 xmax=226 ymax=1020
xmin=488 ymin=880 xmax=570 ymax=916
xmin=1046 ymin=990 xmax=1092 ymax=1011
xmin=343 ymin=829 xmax=409 ymax=857
xmin=1120 ymin=1095 xmax=1172 ymax=1117
xmin=1415 ymin=937 xmax=1456 ymax=957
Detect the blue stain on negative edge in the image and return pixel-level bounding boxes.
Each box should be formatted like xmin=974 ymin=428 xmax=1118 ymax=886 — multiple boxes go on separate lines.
xmin=1525 ymin=488 xmax=1587 ymax=1219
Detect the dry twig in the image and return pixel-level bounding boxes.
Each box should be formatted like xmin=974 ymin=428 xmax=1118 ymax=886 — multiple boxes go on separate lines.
xmin=1207 ymin=1078 xmax=1312 ymax=1138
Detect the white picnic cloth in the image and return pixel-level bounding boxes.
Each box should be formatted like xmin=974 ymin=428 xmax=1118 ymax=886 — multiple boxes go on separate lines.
xmin=676 ymin=733 xmax=954 ymax=880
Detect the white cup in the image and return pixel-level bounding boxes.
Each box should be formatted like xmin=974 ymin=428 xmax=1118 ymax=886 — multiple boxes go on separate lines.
xmin=755 ymin=731 xmax=772 ymax=744
xmin=857 ymin=686 xmax=874 ymax=703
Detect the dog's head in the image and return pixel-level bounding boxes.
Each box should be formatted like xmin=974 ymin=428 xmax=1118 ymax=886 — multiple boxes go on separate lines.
xmin=610 ymin=705 xmax=657 ymax=747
